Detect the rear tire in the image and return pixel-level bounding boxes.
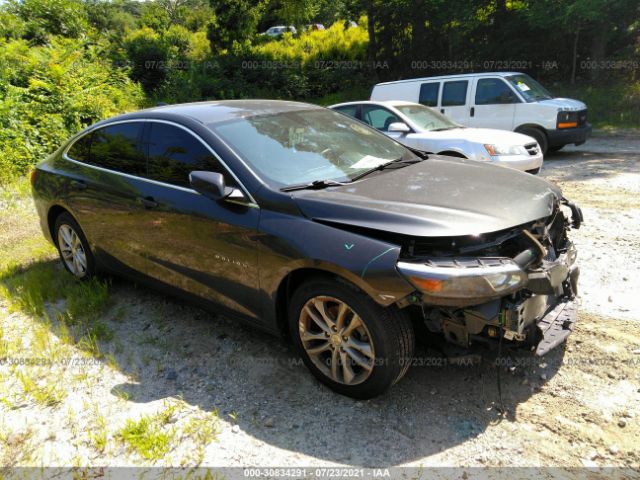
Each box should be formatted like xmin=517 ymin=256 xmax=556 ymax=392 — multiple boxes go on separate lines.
xmin=289 ymin=279 xmax=415 ymax=399
xmin=53 ymin=212 xmax=95 ymax=280
xmin=518 ymin=127 xmax=548 ymax=155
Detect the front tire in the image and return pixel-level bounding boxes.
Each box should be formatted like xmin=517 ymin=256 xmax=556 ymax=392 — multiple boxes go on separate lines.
xmin=54 ymin=212 xmax=95 ymax=280
xmin=289 ymin=279 xmax=414 ymax=399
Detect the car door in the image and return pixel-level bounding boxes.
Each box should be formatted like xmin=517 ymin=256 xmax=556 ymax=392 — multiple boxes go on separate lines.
xmin=439 ymin=80 xmax=471 ymax=124
xmin=469 ymin=77 xmax=519 ymax=130
xmin=63 ymin=121 xmax=150 ymax=270
xmin=132 ymin=121 xmax=262 ymax=320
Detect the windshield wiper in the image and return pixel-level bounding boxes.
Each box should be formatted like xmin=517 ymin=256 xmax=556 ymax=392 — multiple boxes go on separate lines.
xmin=281 ymin=179 xmax=348 ymax=192
xmin=351 ymin=156 xmax=425 ymax=182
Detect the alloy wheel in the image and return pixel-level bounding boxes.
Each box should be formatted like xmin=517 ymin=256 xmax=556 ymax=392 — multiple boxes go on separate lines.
xmin=57 ymin=224 xmax=88 ymax=278
xmin=298 ymin=296 xmax=375 ymax=385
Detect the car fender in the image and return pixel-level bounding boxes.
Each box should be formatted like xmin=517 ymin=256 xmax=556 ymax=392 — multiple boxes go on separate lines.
xmin=257 ymin=210 xmax=416 ymax=329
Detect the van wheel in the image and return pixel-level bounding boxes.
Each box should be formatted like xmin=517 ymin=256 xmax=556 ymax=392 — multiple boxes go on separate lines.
xmin=518 ymin=127 xmax=548 ymax=155
xmin=54 ymin=213 xmax=95 ymax=280
xmin=289 ymin=279 xmax=414 ymax=399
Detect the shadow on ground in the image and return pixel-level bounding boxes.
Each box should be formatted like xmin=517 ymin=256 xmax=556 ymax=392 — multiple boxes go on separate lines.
xmin=87 ymin=276 xmax=565 ymax=466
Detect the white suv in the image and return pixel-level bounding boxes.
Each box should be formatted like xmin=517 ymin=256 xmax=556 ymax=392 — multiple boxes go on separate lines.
xmin=330 ymin=100 xmax=543 ymax=173
xmin=370 ymin=72 xmax=591 ymax=154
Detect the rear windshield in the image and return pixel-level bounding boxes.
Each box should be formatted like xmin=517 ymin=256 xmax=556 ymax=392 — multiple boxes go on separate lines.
xmin=505 ymin=74 xmax=553 ymax=102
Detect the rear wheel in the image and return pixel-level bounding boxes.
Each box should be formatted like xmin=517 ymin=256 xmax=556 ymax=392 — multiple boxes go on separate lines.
xmin=289 ymin=279 xmax=414 ymax=399
xmin=54 ymin=213 xmax=95 ymax=280
xmin=518 ymin=127 xmax=548 ymax=155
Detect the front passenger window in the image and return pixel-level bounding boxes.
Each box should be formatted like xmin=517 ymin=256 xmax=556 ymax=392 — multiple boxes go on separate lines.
xmin=361 ymin=106 xmax=401 ymax=132
xmin=146 ymin=123 xmax=234 ymax=188
xmin=475 ymin=79 xmax=519 ymax=105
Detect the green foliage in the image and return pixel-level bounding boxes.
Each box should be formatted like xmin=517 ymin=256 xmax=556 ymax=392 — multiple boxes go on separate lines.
xmin=8 ymin=0 xmax=89 ymax=43
xmin=0 ymin=36 xmax=143 ymax=181
xmin=208 ymin=0 xmax=266 ymax=53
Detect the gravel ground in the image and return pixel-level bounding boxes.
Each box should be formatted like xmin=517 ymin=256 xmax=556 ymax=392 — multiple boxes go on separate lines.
xmin=1 ymin=133 xmax=639 ymax=471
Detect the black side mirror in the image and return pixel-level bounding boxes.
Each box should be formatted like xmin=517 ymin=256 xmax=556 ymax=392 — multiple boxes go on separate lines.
xmin=189 ymin=171 xmax=234 ymax=200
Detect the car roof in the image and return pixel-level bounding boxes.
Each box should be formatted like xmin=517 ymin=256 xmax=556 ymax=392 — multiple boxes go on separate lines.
xmin=374 ymin=72 xmax=523 ymax=86
xmin=98 ymin=100 xmax=321 ymax=126
xmin=329 ymin=100 xmax=419 ymax=109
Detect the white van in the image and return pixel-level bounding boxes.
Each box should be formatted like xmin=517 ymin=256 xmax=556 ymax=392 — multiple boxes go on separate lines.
xmin=370 ymin=72 xmax=591 ymax=153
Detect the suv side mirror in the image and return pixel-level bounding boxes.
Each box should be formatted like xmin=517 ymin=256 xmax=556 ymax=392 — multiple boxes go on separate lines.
xmin=189 ymin=171 xmax=234 ymax=200
xmin=388 ymin=122 xmax=411 ymax=133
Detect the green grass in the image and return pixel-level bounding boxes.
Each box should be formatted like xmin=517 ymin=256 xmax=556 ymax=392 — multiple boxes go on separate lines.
xmin=116 ymin=405 xmax=178 ymax=461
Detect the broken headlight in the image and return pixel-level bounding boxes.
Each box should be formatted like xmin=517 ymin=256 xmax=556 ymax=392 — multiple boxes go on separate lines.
xmin=397 ymin=258 xmax=528 ymax=306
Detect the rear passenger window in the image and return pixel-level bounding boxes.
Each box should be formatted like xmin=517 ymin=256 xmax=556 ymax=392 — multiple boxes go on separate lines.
xmin=67 ymin=133 xmax=93 ymax=163
xmin=89 ymin=123 xmax=146 ymax=176
xmin=475 ymin=78 xmax=518 ymax=104
xmin=442 ymin=81 xmax=468 ymax=106
xmin=333 ymin=105 xmax=358 ymax=119
xmin=419 ymin=83 xmax=439 ymax=106
xmin=146 ymin=123 xmax=233 ymax=188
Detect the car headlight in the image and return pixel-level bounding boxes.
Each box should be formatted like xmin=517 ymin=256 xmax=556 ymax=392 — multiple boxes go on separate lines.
xmin=397 ymin=258 xmax=528 ymax=306
xmin=484 ymin=144 xmax=528 ymax=156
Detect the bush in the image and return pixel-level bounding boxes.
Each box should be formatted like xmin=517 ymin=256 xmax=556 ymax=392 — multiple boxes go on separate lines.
xmin=0 ymin=37 xmax=143 ymax=182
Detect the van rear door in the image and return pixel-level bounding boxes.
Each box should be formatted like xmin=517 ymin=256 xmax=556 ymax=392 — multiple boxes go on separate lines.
xmin=469 ymin=77 xmax=519 ymax=130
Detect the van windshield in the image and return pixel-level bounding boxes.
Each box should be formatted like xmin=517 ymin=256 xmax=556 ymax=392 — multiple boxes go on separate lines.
xmin=505 ymin=74 xmax=553 ymax=102
xmin=394 ymin=104 xmax=460 ymax=131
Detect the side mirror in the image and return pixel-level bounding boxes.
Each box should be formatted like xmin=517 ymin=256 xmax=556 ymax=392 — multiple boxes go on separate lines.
xmin=189 ymin=171 xmax=234 ymax=200
xmin=387 ymin=122 xmax=411 ymax=133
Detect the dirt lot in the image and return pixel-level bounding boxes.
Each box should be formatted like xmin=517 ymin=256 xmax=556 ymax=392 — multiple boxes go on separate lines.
xmin=0 ymin=132 xmax=639 ymax=471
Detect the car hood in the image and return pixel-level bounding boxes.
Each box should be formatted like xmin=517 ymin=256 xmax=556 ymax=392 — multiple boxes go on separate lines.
xmin=417 ymin=127 xmax=536 ymax=146
xmin=291 ymin=156 xmax=562 ymax=238
xmin=537 ymin=98 xmax=587 ymax=111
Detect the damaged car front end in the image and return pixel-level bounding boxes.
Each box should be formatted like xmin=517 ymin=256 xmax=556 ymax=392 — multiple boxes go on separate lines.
xmin=396 ymin=198 xmax=582 ymax=356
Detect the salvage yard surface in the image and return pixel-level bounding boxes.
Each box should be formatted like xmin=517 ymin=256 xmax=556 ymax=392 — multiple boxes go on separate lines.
xmin=0 ymin=132 xmax=639 ymax=470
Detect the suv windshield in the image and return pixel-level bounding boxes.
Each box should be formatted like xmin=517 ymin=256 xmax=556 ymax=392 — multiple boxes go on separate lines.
xmin=394 ymin=104 xmax=459 ymax=131
xmin=505 ymin=74 xmax=553 ymax=102
xmin=209 ymin=109 xmax=413 ymax=188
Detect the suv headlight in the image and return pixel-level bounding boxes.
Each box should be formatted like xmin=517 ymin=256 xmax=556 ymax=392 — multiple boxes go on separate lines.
xmin=484 ymin=144 xmax=528 ymax=156
xmin=397 ymin=258 xmax=528 ymax=306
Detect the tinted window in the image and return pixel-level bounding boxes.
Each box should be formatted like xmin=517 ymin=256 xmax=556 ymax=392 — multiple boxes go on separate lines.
xmin=475 ymin=78 xmax=518 ymax=105
xmin=361 ymin=106 xmax=401 ymax=131
xmin=442 ymin=81 xmax=468 ymax=106
xmin=89 ymin=123 xmax=145 ymax=176
xmin=67 ymin=133 xmax=93 ymax=163
xmin=333 ymin=105 xmax=358 ymax=119
xmin=146 ymin=123 xmax=232 ymax=188
xmin=419 ymin=83 xmax=439 ymax=106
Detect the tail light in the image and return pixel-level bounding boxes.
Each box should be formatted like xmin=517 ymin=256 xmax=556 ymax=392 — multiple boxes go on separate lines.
xmin=30 ymin=169 xmax=38 ymax=186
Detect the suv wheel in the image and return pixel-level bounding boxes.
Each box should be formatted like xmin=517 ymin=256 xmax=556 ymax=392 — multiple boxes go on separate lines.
xmin=289 ymin=279 xmax=414 ymax=399
xmin=54 ymin=213 xmax=95 ymax=279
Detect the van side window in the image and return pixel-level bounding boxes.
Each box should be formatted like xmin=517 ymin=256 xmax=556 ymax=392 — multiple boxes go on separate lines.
xmin=67 ymin=133 xmax=93 ymax=163
xmin=476 ymin=79 xmax=519 ymax=105
xmin=419 ymin=83 xmax=439 ymax=106
xmin=361 ymin=106 xmax=402 ymax=132
xmin=146 ymin=123 xmax=234 ymax=188
xmin=442 ymin=81 xmax=468 ymax=106
xmin=89 ymin=123 xmax=146 ymax=176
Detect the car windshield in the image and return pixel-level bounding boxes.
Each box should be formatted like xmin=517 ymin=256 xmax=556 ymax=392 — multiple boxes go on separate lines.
xmin=209 ymin=109 xmax=413 ymax=188
xmin=505 ymin=74 xmax=553 ymax=102
xmin=394 ymin=104 xmax=460 ymax=131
